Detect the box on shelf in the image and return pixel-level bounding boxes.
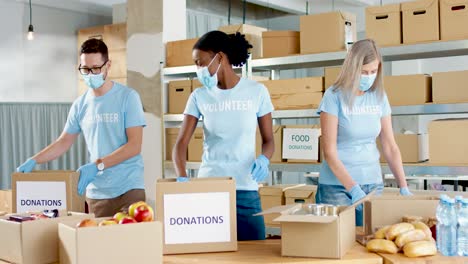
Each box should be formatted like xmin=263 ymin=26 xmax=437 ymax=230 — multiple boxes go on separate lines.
xmin=107 ymin=49 xmax=127 ymax=79
xmin=165 ymin=128 xmax=181 ymax=161
xmin=11 ymin=171 xmax=85 ymax=214
xmin=192 ymin=79 xmax=202 ymax=90
xmin=262 ymin=31 xmax=300 ymax=58
xmin=377 ymin=133 xmax=429 ymax=163
xmin=219 ymin=24 xmax=267 ymax=59
xmin=188 ymin=127 xmax=203 ymax=162
xmin=256 ymin=125 xmax=283 ymax=163
xmin=103 ymin=23 xmax=127 ymax=50
xmin=432 ymin=70 xmax=468 ymax=103
xmin=324 ymin=66 xmax=341 ymax=90
xmin=300 ymin=11 xmax=356 ymax=54
xmin=284 ymin=185 xmax=317 ymax=205
xmin=156 ymin=177 xmax=237 ymax=254
xmin=384 ymin=74 xmax=432 ymax=106
xmin=0 ymin=190 xmax=12 ymax=214
xmin=168 ymin=80 xmax=192 ymax=114
xmin=366 ymin=4 xmax=402 ymax=46
xmin=166 ymin=38 xmax=199 ymax=67
xmin=402 ymin=0 xmax=440 ymax=44
xmin=429 ymin=119 xmax=468 ymax=164
xmin=0 ymin=212 xmax=89 ymax=264
xmin=283 ymin=125 xmax=321 ymax=163
xmin=440 ymin=0 xmax=468 ymax=41
xmin=59 ymin=219 xmax=162 ymax=264
xmin=260 ymin=77 xmax=323 ymax=110
xmin=259 ymin=184 xmax=302 ymax=227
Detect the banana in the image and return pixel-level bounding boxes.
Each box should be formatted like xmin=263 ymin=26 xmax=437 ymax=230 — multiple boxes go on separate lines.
xmin=366 ymin=239 xmax=399 ymax=254
xmin=386 ymin=222 xmax=415 ymax=241
xmin=375 ymin=225 xmax=391 ymax=239
xmin=403 ymin=240 xmax=437 ymax=258
xmin=395 ymin=229 xmax=428 ymax=248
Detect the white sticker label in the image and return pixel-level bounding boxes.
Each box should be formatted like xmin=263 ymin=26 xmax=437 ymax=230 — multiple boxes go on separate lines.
xmin=345 ymin=21 xmax=353 ymax=50
xmin=163 ymin=192 xmax=231 ymax=244
xmin=16 ymin=181 xmax=67 ymax=213
xmin=282 ymin=128 xmax=320 ymax=160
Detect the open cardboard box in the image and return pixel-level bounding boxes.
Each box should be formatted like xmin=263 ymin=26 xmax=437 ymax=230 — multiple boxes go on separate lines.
xmin=0 ymin=212 xmax=89 ymax=264
xmin=58 ymin=218 xmax=162 ymax=264
xmin=257 ymin=196 xmax=370 ymax=259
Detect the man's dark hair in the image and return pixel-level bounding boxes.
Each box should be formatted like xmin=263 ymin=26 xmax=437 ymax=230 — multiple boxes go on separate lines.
xmin=80 ymin=38 xmax=109 ymax=61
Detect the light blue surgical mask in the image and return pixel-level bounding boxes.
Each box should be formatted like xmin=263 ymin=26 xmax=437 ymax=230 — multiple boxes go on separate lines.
xmin=359 ymin=73 xmax=377 ymax=92
xmin=82 ymin=73 xmax=105 ymax=90
xmin=196 ymin=54 xmax=221 ymax=88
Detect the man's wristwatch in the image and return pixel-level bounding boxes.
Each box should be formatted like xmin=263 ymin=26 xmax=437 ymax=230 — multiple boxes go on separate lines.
xmin=96 ymin=159 xmax=105 ymax=171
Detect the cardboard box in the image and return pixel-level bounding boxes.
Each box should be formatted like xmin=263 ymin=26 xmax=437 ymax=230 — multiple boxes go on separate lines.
xmin=156 ymin=178 xmax=237 ymax=254
xmin=300 ymin=11 xmax=356 ymax=54
xmin=324 ymin=66 xmax=341 ymax=90
xmin=260 ymin=199 xmax=364 ymax=258
xmin=433 ymin=70 xmax=468 ymax=103
xmin=284 ymin=185 xmax=317 ymax=205
xmin=219 ymin=24 xmax=267 ymax=59
xmin=440 ymin=0 xmax=468 ymax=40
xmin=260 ymin=77 xmax=323 ymax=110
xmin=282 ymin=125 xmax=321 ymax=163
xmin=192 ymin=79 xmax=202 ymax=90
xmin=165 ymin=128 xmax=181 ymax=161
xmin=366 ymin=4 xmax=402 ymax=47
xmin=107 ymin=49 xmax=127 ymax=78
xmin=103 ymin=23 xmax=126 ymax=50
xmin=364 ymin=196 xmax=439 ymax=235
xmin=256 ymin=125 xmax=283 ymax=163
xmin=0 ymin=212 xmax=89 ymax=264
xmin=168 ymin=80 xmax=191 ymax=114
xmin=402 ymin=0 xmax=440 ymax=44
xmin=262 ymin=31 xmax=299 ymax=58
xmin=384 ymin=74 xmax=432 ymax=106
xmin=429 ymin=119 xmax=468 ymax=164
xmin=11 ymin=171 xmax=85 ymax=214
xmin=188 ymin=127 xmax=203 ymax=162
xmin=259 ymin=184 xmax=301 ymax=227
xmin=0 ymin=190 xmax=12 ymax=214
xmin=59 ymin=219 xmax=162 ymax=264
xmin=166 ymin=38 xmax=199 ymax=67
xmin=378 ymin=134 xmax=429 ymax=163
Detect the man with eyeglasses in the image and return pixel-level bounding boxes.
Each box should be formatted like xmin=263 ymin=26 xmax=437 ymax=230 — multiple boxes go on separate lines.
xmin=16 ymin=39 xmax=146 ymax=217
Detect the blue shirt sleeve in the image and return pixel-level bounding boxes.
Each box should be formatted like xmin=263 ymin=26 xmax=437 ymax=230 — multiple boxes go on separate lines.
xmin=125 ymin=90 xmax=146 ymax=128
xmin=317 ymin=88 xmax=340 ymax=117
xmin=63 ymin=100 xmax=81 ymax=134
xmin=257 ymin=85 xmax=274 ymax=117
xmin=184 ymin=91 xmax=201 ymax=119
xmin=381 ymin=93 xmax=391 ymax=117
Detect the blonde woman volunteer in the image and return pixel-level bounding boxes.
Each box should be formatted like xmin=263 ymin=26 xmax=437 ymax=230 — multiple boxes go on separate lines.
xmin=317 ymin=39 xmax=412 ymax=226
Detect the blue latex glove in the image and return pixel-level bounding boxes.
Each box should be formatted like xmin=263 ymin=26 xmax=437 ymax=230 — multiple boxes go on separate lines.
xmin=250 ymin=155 xmax=270 ymax=182
xmin=77 ymin=162 xmax=98 ymax=196
xmin=349 ymin=184 xmax=367 ymax=211
xmin=16 ymin=158 xmax=36 ymax=173
xmin=176 ymin=176 xmax=189 ymax=182
xmin=399 ymin=187 xmax=413 ymax=196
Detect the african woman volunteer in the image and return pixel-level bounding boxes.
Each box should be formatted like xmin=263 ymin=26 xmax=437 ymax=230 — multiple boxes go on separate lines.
xmin=172 ymin=31 xmax=275 ymax=240
xmin=317 ymin=39 xmax=412 ymax=226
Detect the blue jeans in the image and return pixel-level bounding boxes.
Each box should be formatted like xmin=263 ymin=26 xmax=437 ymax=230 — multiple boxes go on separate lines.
xmin=315 ymin=183 xmax=384 ymax=226
xmin=236 ymin=190 xmax=266 ymax=241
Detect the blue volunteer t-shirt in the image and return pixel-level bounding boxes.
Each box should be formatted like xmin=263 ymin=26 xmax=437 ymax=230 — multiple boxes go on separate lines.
xmin=317 ymin=87 xmax=391 ymax=186
xmin=64 ymin=82 xmax=146 ymax=199
xmin=184 ymin=78 xmax=274 ymax=191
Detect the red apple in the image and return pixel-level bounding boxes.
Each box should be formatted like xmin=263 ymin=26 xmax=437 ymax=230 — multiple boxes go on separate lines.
xmin=113 ymin=212 xmax=128 ymax=222
xmin=133 ymin=204 xmax=154 ymax=222
xmin=128 ymin=201 xmax=146 ymax=218
xmin=119 ymin=216 xmax=137 ymax=224
xmin=98 ymin=219 xmax=118 ymax=226
xmin=76 ymin=219 xmax=98 ymax=228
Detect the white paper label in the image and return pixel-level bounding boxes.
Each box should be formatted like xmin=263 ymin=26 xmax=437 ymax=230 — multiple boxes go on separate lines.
xmin=163 ymin=192 xmax=231 ymax=244
xmin=16 ymin=181 xmax=67 ymax=213
xmin=344 ymin=21 xmax=353 ymax=50
xmin=282 ymin=128 xmax=320 ymax=160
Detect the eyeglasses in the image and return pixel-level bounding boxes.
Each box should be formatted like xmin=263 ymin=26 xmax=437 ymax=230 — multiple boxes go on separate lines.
xmin=78 ymin=60 xmax=108 ymax=75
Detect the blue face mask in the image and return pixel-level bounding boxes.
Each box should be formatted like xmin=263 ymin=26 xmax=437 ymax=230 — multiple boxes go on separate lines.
xmin=359 ymin=73 xmax=377 ymax=92
xmin=82 ymin=73 xmax=105 ymax=90
xmin=196 ymin=54 xmax=221 ymax=88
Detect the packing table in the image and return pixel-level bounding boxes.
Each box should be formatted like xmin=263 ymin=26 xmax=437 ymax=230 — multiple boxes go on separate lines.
xmin=379 ymin=253 xmax=468 ymax=264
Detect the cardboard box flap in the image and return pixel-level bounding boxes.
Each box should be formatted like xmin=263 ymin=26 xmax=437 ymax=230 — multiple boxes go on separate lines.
xmin=262 ymin=31 xmax=299 ymax=38
xmin=157 ymin=177 xmax=232 ymax=183
xmin=339 ymin=11 xmax=357 ymax=23
xmin=284 ymin=185 xmax=317 ymax=198
xmin=274 ymin=214 xmax=338 ymax=224
xmin=367 ymin=3 xmax=401 ymax=15
xmin=219 ymin=24 xmax=267 ymax=35
xmin=402 ymin=0 xmax=438 ymax=12
xmin=259 ymin=184 xmax=305 ymax=196
xmin=254 ymin=204 xmax=299 ymax=216
xmin=339 ymin=192 xmax=374 ymax=215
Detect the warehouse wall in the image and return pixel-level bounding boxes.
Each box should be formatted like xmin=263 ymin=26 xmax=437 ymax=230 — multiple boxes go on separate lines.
xmin=0 ymin=1 xmax=111 ymax=102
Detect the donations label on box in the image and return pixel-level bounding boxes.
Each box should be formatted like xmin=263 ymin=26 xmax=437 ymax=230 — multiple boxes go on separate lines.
xmin=16 ymin=181 xmax=67 ymax=213
xmin=282 ymin=128 xmax=320 ymax=160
